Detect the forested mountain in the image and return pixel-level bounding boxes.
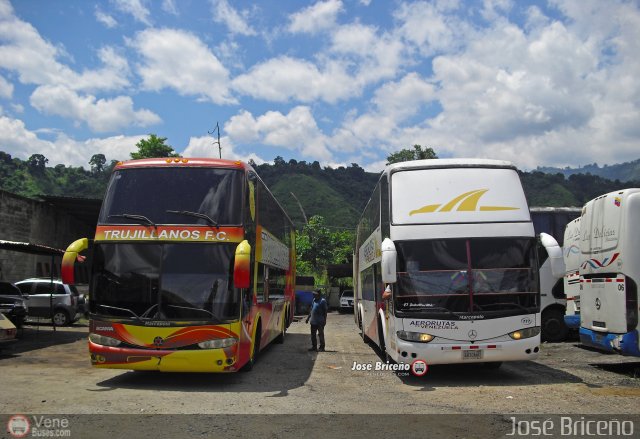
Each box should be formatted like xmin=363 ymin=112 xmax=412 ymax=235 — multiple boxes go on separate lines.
xmin=1 ymin=150 xmax=638 ymax=230
xmin=537 ymin=158 xmax=640 ymax=182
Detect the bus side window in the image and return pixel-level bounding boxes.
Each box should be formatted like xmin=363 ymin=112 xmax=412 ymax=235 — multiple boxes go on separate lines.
xmin=256 ymin=264 xmax=268 ymax=303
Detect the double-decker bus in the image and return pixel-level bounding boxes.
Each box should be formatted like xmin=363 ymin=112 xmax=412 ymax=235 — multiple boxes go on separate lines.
xmin=353 ymin=159 xmax=560 ymax=367
xmin=578 ymin=188 xmax=640 ymax=356
xmin=62 ymin=158 xmax=295 ymax=372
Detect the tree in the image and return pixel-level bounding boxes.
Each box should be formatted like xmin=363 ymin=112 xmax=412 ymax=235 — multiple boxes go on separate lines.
xmin=296 ymin=215 xmax=333 ymax=273
xmin=27 ymin=154 xmax=48 ymax=173
xmin=130 ymin=134 xmax=179 ymax=159
xmin=386 ymin=144 xmax=438 ymax=164
xmin=89 ymin=154 xmax=106 ymax=173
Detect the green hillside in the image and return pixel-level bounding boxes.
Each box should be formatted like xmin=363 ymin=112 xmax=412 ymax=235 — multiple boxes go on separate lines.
xmin=2 ymin=150 xmax=639 ymax=231
xmin=537 ymin=158 xmax=640 ymax=182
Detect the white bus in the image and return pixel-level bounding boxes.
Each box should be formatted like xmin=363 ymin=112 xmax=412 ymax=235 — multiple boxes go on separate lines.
xmin=353 ymin=159 xmax=563 ymax=367
xmin=578 ymin=188 xmax=640 ymax=356
xmin=563 ymin=217 xmax=582 ymax=330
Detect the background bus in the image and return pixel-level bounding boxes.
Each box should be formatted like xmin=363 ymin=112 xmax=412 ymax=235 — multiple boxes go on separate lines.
xmin=62 ymin=158 xmax=295 ymax=372
xmin=578 ymin=188 xmax=640 ymax=356
xmin=353 ymin=159 xmax=563 ymax=367
xmin=563 ymin=217 xmax=582 ymax=330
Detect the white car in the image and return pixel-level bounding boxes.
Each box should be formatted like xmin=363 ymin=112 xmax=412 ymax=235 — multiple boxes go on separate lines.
xmin=339 ymin=290 xmax=354 ymax=313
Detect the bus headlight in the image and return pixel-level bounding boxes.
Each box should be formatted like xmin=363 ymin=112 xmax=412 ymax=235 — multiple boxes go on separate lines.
xmin=198 ymin=338 xmax=237 ymax=349
xmin=89 ymin=333 xmax=121 ymax=347
xmin=509 ymin=327 xmax=540 ymax=340
xmin=397 ymin=331 xmax=434 ymax=343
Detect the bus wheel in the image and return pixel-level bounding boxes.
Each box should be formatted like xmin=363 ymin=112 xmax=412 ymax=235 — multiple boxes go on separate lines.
xmin=377 ymin=319 xmax=388 ymax=360
xmin=275 ymin=316 xmax=286 ymax=344
xmin=359 ymin=313 xmax=368 ymax=343
xmin=241 ymin=323 xmax=261 ymax=372
xmin=542 ymin=308 xmax=569 ymax=342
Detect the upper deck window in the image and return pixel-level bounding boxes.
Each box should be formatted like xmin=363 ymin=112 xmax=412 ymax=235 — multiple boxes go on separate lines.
xmin=100 ymin=167 xmax=243 ymax=225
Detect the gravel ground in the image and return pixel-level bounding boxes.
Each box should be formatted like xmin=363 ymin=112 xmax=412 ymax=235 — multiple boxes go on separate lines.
xmin=1 ymin=312 xmax=639 ymax=438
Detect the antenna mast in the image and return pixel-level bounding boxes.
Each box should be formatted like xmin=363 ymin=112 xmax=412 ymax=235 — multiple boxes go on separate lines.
xmin=208 ymin=122 xmax=222 ymax=159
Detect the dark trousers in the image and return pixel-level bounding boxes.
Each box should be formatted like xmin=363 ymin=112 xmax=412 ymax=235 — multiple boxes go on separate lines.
xmin=310 ymin=324 xmax=325 ymax=349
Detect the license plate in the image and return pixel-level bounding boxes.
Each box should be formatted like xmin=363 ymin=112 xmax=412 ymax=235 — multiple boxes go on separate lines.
xmin=462 ymin=350 xmax=483 ymax=360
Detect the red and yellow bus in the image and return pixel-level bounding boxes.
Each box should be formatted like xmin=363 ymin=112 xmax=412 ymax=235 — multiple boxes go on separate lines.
xmin=62 ymin=158 xmax=295 ymax=372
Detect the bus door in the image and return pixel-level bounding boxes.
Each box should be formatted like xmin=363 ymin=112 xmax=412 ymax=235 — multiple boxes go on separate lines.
xmin=360 ymin=265 xmax=379 ymax=345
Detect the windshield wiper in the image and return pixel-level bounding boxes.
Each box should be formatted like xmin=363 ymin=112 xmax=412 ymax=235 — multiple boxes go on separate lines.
xmin=109 ymin=213 xmax=156 ymax=228
xmin=166 ymin=304 xmax=221 ymax=322
xmin=97 ymin=304 xmax=141 ymax=320
xmin=166 ymin=210 xmax=219 ymax=227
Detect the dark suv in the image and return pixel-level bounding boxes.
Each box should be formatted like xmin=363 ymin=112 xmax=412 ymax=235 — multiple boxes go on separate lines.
xmin=0 ymin=281 xmax=28 ymax=328
xmin=15 ymin=278 xmax=85 ymax=326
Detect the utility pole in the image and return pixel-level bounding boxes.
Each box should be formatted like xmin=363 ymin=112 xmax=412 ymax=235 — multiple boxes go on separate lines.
xmin=208 ymin=122 xmax=222 ymax=159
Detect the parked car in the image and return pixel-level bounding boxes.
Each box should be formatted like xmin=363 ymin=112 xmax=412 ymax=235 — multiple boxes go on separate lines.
xmin=0 ymin=312 xmax=18 ymax=349
xmin=0 ymin=281 xmax=28 ymax=328
xmin=338 ymin=290 xmax=354 ymax=313
xmin=15 ymin=278 xmax=86 ymax=326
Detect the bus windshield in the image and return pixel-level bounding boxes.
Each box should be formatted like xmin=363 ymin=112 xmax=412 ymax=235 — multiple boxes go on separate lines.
xmin=395 ymin=237 xmax=538 ymax=318
xmin=99 ymin=167 xmax=243 ymax=225
xmin=91 ymin=243 xmax=239 ymax=322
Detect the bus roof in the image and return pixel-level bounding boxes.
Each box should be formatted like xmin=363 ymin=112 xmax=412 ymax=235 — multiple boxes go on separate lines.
xmin=114 ymin=158 xmax=253 ymax=171
xmin=385 ymin=158 xmax=516 ymax=173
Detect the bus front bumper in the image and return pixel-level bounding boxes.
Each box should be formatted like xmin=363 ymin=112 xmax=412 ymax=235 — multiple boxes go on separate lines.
xmin=564 ymin=315 xmax=580 ymax=329
xmin=89 ymin=341 xmax=240 ymax=372
xmin=392 ymin=336 xmax=541 ymax=365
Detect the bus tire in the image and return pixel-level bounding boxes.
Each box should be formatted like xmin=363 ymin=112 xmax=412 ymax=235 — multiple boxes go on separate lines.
xmin=275 ymin=314 xmax=286 ymax=344
xmin=542 ymin=307 xmax=569 ymax=342
xmin=359 ymin=312 xmax=368 ymax=343
xmin=241 ymin=321 xmax=261 ymax=372
xmin=377 ymin=319 xmax=388 ymax=360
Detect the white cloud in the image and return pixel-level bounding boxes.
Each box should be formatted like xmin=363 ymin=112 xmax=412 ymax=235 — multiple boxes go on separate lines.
xmin=130 ymin=28 xmax=235 ymax=105
xmin=0 ymin=74 xmax=13 ymax=98
xmin=0 ymin=115 xmax=145 ymax=166
xmin=288 ymin=0 xmax=343 ymax=34
xmin=112 ymin=0 xmax=151 ymax=26
xmin=373 ymin=72 xmax=436 ymax=120
xmin=162 ymin=0 xmax=178 ymax=15
xmin=30 ymin=85 xmax=161 ymax=133
xmin=95 ymin=9 xmax=117 ymax=28
xmin=0 ymin=6 xmax=130 ymax=92
xmin=232 ymin=56 xmax=354 ymax=103
xmin=181 ymin=135 xmax=266 ymax=164
xmin=211 ymin=0 xmax=256 ymax=36
xmin=225 ymin=107 xmax=331 ymax=160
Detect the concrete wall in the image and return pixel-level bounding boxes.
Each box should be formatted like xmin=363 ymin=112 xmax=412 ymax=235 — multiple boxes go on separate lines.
xmin=0 ymin=190 xmax=94 ymax=283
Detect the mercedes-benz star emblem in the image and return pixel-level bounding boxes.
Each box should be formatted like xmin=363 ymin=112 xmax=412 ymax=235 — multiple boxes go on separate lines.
xmin=595 ymin=298 xmax=601 ymax=310
xmin=153 ymin=336 xmax=164 ymax=346
xmin=468 ymin=330 xmax=477 ymax=339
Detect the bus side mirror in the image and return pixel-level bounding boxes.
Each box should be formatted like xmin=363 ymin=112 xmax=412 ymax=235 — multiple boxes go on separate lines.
xmin=61 ymin=238 xmax=89 ymax=285
xmin=381 ymin=238 xmax=397 ymax=284
xmin=539 ymin=233 xmax=565 ymax=279
xmin=234 ymin=240 xmax=251 ymax=289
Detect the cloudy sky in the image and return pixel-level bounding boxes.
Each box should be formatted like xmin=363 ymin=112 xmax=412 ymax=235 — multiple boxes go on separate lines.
xmin=0 ymin=0 xmax=638 ymax=172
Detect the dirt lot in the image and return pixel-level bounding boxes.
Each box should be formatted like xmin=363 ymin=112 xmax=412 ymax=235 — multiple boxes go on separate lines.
xmin=1 ymin=312 xmax=639 ymax=437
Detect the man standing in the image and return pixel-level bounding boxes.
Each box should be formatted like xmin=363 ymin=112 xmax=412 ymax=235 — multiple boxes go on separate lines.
xmin=306 ymin=289 xmax=328 ymax=352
